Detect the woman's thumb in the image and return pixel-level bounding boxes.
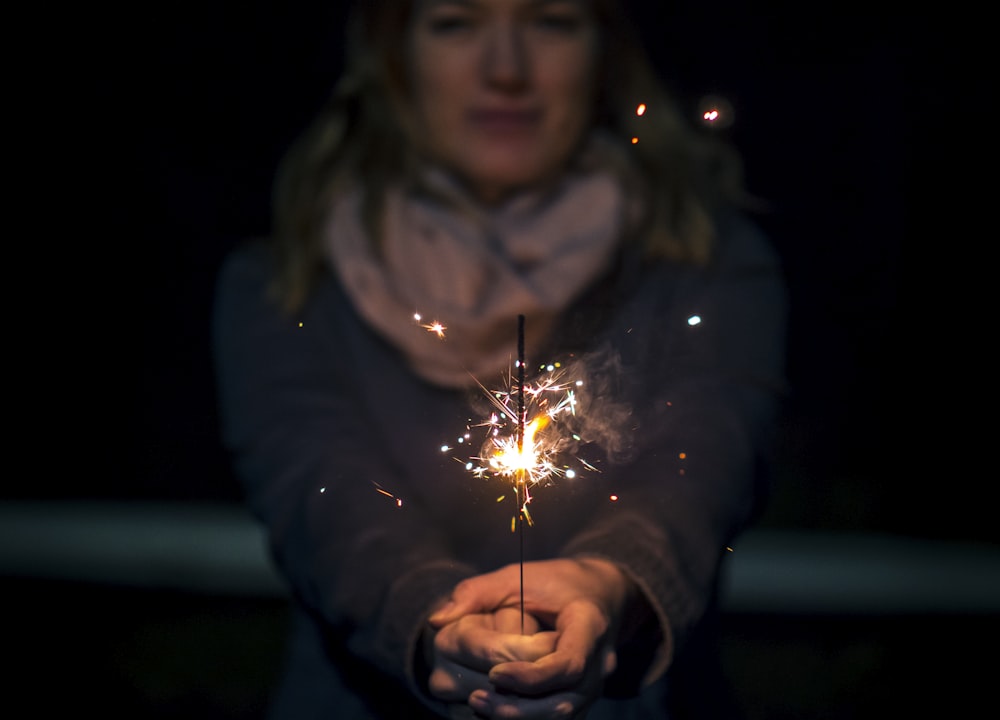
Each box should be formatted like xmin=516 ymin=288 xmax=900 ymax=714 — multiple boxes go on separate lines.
xmin=427 ymin=599 xmax=460 ymax=626
xmin=428 ymin=576 xmax=499 ymax=626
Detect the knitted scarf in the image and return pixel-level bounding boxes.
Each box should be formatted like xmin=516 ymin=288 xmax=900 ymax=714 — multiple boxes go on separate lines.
xmin=324 ymin=146 xmax=630 ymax=388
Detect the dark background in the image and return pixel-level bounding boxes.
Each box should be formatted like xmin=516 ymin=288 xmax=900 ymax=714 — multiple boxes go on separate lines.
xmin=11 ymin=1 xmax=993 ymax=718
xmin=46 ymin=1 xmax=974 ymax=530
xmin=73 ymin=0 xmax=980 ymax=540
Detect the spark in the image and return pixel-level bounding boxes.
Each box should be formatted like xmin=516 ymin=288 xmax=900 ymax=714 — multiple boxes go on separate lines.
xmin=632 ymin=103 xmax=646 ymax=144
xmin=697 ymin=95 xmax=734 ymax=129
xmin=372 ymin=481 xmax=404 ymax=508
xmin=413 ymin=313 xmax=446 ymax=338
xmin=687 ymin=315 xmax=702 ymax=326
xmin=447 ymin=362 xmax=591 ymax=526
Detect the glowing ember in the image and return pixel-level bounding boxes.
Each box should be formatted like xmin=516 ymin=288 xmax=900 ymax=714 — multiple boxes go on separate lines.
xmin=636 ymin=103 xmax=646 ymax=116
xmin=413 ymin=313 xmax=446 ymax=338
xmin=372 ymin=481 xmax=404 ymax=507
xmin=697 ymin=95 xmax=734 ymax=129
xmin=489 ymin=415 xmax=549 ymax=475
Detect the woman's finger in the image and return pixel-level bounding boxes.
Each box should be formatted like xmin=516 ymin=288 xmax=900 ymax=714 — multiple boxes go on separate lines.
xmin=488 ymin=600 xmax=606 ymax=694
xmin=428 ymin=656 xmax=492 ymax=701
xmin=438 ymin=614 xmax=558 ymax=669
xmin=469 ymin=686 xmax=591 ymax=720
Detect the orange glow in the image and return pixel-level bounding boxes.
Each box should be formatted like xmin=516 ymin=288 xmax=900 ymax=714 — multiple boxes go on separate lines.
xmin=636 ymin=103 xmax=646 ymax=116
xmin=445 ymin=361 xmax=592 ymax=529
xmin=489 ymin=416 xmax=550 ymax=476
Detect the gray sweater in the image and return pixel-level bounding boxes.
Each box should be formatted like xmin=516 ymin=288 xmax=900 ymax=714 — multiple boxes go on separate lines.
xmin=212 ymin=209 xmax=787 ymax=718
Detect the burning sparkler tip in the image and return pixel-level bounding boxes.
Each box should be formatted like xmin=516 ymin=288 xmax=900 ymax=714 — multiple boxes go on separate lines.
xmin=443 ymin=354 xmax=597 ymax=529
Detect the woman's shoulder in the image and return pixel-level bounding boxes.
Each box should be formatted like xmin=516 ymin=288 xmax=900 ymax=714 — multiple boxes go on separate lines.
xmin=712 ymin=209 xmax=782 ymax=274
xmin=214 ymin=236 xmax=350 ymax=332
xmin=212 ymin=238 xmax=285 ymax=334
xmin=217 ymin=237 xmax=276 ymax=290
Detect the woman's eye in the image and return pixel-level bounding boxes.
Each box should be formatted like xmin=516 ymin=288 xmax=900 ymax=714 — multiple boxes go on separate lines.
xmin=535 ymin=12 xmax=584 ymax=33
xmin=425 ymin=14 xmax=476 ymax=34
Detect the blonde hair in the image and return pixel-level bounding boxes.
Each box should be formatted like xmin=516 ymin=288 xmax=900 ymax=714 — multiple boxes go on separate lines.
xmin=271 ymin=0 xmax=746 ymax=312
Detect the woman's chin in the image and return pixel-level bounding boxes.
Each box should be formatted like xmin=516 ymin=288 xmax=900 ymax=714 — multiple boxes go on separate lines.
xmin=457 ymin=159 xmax=564 ymax=204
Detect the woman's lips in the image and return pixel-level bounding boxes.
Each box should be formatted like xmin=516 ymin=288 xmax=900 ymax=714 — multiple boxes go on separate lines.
xmin=468 ymin=108 xmax=541 ymax=134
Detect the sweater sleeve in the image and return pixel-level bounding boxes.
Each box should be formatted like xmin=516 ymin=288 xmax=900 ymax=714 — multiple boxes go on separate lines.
xmin=561 ymin=214 xmax=788 ymax=688
xmin=211 ymin=243 xmax=472 ymax=706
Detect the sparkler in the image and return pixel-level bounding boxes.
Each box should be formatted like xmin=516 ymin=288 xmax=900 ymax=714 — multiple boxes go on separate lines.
xmin=440 ymin=316 xmax=596 ymax=633
xmin=457 ymin=354 xmax=591 ymax=513
xmin=418 ymin=308 xmax=597 ymax=632
xmin=516 ymin=315 xmax=526 ymax=632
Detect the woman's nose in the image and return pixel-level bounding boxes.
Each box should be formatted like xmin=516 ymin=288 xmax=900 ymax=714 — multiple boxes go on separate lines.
xmin=482 ymin=23 xmax=528 ymax=91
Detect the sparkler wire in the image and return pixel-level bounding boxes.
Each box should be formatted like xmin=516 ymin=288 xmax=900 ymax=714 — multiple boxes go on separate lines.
xmin=517 ymin=314 xmax=525 ymax=635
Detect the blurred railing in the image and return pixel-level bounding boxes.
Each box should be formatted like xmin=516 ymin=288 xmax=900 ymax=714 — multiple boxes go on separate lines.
xmin=2 ymin=501 xmax=999 ymax=615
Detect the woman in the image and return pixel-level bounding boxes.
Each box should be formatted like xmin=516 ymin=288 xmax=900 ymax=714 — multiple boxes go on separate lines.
xmin=213 ymin=1 xmax=786 ymax=718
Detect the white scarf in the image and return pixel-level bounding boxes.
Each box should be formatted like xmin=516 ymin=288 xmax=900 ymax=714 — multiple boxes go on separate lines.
xmin=324 ymin=152 xmax=629 ymax=388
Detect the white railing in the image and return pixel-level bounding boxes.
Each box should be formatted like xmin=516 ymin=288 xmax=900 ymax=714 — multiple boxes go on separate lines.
xmin=2 ymin=501 xmax=999 ymax=615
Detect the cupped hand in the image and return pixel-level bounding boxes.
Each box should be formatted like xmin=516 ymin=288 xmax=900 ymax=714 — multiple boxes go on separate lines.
xmin=428 ymin=557 xmax=630 ymax=718
xmin=428 ymin=605 xmax=557 ymax=712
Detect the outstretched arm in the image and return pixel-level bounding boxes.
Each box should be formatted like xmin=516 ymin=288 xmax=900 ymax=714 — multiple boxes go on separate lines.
xmin=213 ymin=245 xmax=472 ymax=707
xmin=423 ymin=214 xmax=787 ymax=716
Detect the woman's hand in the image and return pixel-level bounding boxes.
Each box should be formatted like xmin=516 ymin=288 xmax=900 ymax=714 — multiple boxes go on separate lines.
xmin=428 ymin=606 xmax=556 ymax=717
xmin=429 ymin=557 xmax=631 ymax=718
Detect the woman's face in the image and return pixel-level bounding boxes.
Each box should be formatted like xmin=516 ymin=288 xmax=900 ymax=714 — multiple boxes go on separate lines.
xmin=409 ymin=0 xmax=599 ymax=203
